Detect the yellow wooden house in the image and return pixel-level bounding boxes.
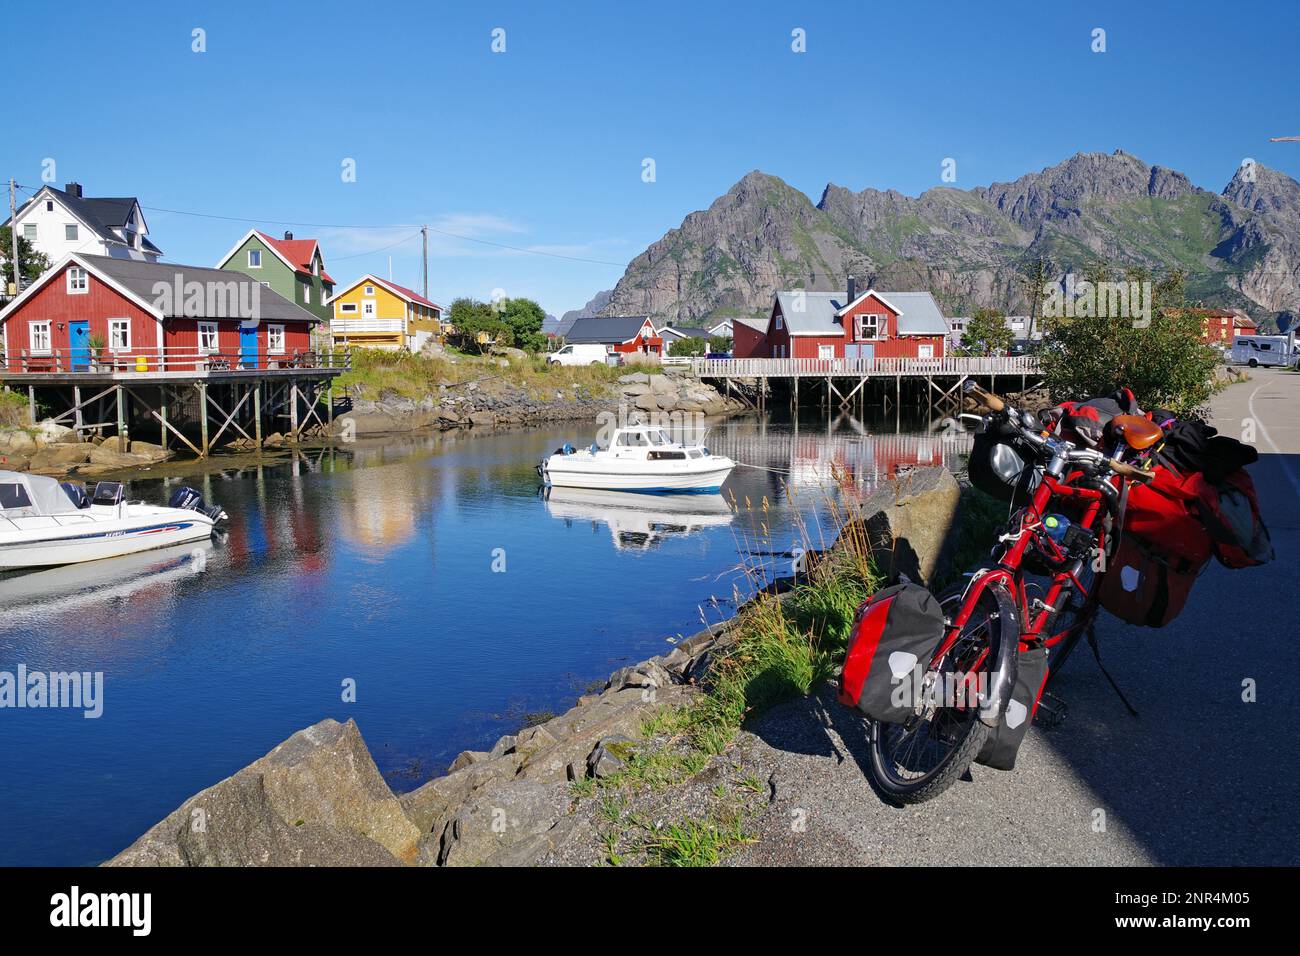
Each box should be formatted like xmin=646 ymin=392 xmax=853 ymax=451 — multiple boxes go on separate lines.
xmin=326 ymin=274 xmax=444 ymax=351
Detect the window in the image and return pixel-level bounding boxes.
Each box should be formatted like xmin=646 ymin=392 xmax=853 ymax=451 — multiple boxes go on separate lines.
xmin=775 ymin=314 xmax=784 ymax=330
xmin=109 ymin=319 xmax=131 ymax=351
xmin=918 ymin=344 xmax=934 ymax=359
xmin=22 ymin=223 xmax=36 ymax=241
xmin=340 ymin=302 xmax=358 ymax=314
xmin=855 ymin=313 xmax=880 ymax=340
xmin=268 ymin=324 xmax=285 ymax=353
xmin=45 ymin=200 xmax=53 ymax=212
xmin=818 ymin=344 xmax=835 ymax=359
xmin=362 ymin=301 xmax=376 ymax=317
xmin=248 ymin=250 xmax=261 ymax=268
xmin=198 ymin=321 xmax=219 ymax=353
xmin=29 ymin=321 xmax=51 ymax=354
xmin=0 ymin=482 xmax=34 ymax=511
xmin=65 ymin=223 xmax=79 ymax=241
xmin=364 ymin=285 xmax=375 ymax=295
xmin=313 ymin=258 xmax=320 ymax=276
xmin=302 ymin=285 xmax=311 ymax=305
xmin=66 ymin=267 xmax=88 ymax=294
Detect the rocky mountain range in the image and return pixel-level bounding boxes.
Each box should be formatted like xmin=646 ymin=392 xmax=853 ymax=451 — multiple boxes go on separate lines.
xmin=595 ymin=150 xmax=1300 ymax=330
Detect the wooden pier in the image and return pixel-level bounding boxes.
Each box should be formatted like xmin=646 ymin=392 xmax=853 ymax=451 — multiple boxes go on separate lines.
xmin=0 ymin=346 xmax=350 ymax=456
xmin=688 ymin=355 xmax=1042 ymax=413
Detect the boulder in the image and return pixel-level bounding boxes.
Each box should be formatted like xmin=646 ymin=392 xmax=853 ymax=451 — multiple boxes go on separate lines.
xmin=88 ymin=444 xmax=150 ymax=469
xmin=618 ymin=372 xmax=650 ymax=385
xmin=0 ymin=428 xmax=37 ymax=455
xmin=0 ymin=451 xmax=30 ymax=472
xmin=107 ymin=719 xmax=422 ymax=866
xmin=650 ymin=375 xmax=678 ymax=395
xmin=436 ymin=779 xmax=570 ymax=867
xmin=633 ymin=393 xmax=661 ymax=412
xmin=587 ymin=735 xmax=636 ymax=779
xmin=129 ymin=441 xmax=173 ymax=463
xmin=34 ymin=420 xmax=75 ymax=445
xmin=469 ymin=410 xmax=497 ymax=426
xmin=28 ymin=443 xmax=93 ymax=470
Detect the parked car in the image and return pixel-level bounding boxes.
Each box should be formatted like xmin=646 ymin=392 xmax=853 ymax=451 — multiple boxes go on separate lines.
xmin=704 ymin=351 xmax=732 ymax=360
xmin=548 ymin=344 xmax=612 ymax=366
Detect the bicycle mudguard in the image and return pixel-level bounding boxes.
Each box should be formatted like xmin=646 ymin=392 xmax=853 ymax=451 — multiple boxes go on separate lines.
xmin=976 ymin=644 xmax=1050 ymax=770
xmin=973 ymin=578 xmax=1020 ymax=728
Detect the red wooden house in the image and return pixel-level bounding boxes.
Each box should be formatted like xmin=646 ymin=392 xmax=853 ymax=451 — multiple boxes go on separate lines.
xmin=0 ymin=254 xmax=320 ymax=372
xmin=732 ymin=317 xmax=770 ymax=358
xmin=763 ymin=278 xmax=949 ymax=359
xmin=564 ymin=315 xmax=663 ymax=357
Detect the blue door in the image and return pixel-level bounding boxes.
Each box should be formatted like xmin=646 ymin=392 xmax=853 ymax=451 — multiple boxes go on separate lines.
xmin=240 ymin=325 xmax=259 ymax=369
xmin=69 ymin=321 xmax=91 ymax=371
xmin=859 ymin=342 xmax=875 ymax=362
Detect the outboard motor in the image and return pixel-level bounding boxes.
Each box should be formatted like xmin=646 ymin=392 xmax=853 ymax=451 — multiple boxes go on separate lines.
xmin=168 ymin=486 xmax=228 ymax=522
xmin=60 ymin=482 xmax=91 ymax=509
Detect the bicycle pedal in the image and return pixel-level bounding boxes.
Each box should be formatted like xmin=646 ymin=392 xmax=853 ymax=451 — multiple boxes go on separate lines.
xmin=1036 ymin=692 xmax=1068 ymax=728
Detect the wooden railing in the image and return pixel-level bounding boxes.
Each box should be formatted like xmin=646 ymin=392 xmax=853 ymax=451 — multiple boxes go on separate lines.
xmin=0 ymin=347 xmax=353 ymax=375
xmin=689 ymin=355 xmax=1041 ymax=377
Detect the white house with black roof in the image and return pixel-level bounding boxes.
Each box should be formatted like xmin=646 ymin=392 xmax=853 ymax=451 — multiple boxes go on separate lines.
xmin=563 ymin=315 xmax=663 ymax=357
xmin=2 ymin=183 xmax=163 ymax=279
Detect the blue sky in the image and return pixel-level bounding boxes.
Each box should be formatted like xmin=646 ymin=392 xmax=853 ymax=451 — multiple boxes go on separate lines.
xmin=6 ymin=0 xmax=1298 ymax=315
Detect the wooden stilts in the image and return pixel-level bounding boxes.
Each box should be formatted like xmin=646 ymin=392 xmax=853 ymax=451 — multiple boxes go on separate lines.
xmin=254 ymin=383 xmax=263 ymax=448
xmin=28 ymin=385 xmax=36 ymax=425
xmin=115 ymin=385 xmax=127 ymax=452
xmin=199 ymin=384 xmax=209 ymax=456
xmin=73 ymin=385 xmax=83 ymax=437
xmin=159 ymin=386 xmax=168 ymax=451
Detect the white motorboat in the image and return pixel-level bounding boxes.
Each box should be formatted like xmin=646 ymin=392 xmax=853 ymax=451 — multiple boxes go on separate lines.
xmin=0 ymin=471 xmax=227 ymax=570
xmin=538 ymin=426 xmax=735 ymax=493
xmin=543 ymin=486 xmax=733 ymax=550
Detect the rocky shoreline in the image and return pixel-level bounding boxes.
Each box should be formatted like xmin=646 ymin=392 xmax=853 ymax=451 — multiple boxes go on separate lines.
xmin=107 ymin=465 xmax=962 ymax=867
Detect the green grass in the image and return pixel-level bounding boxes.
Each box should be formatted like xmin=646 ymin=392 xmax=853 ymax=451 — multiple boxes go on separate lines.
xmin=334 ymin=347 xmax=624 ymax=403
xmin=0 ymin=389 xmax=28 ymax=428
xmin=639 ymin=813 xmax=754 ymax=867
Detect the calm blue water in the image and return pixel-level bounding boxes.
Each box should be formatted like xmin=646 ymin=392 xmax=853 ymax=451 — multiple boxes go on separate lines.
xmin=0 ymin=415 xmax=969 ymax=865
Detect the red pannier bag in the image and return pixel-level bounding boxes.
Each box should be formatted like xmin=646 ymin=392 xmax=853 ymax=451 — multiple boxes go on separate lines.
xmin=1099 ymin=533 xmax=1203 ymax=628
xmin=838 ymin=583 xmax=946 ymax=724
xmin=1045 ymin=388 xmax=1141 ymax=449
xmin=1189 ymin=469 xmax=1274 ymax=568
xmin=1122 ymin=466 xmax=1214 ymax=567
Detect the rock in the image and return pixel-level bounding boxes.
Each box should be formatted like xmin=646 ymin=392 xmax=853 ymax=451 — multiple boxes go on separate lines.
xmin=650 ymin=375 xmax=678 ymax=395
xmin=833 ymin=466 xmax=963 ymax=587
xmin=33 ymin=420 xmax=74 ymax=445
xmin=129 ymin=441 xmax=173 ymax=463
xmin=88 ymin=444 xmax=150 ymax=469
xmin=469 ymin=411 xmax=497 ymax=426
xmin=618 ymin=372 xmax=650 ymax=384
xmin=436 ymin=780 xmax=569 ymax=867
xmin=107 ymin=719 xmax=421 ymax=866
xmin=264 ymin=432 xmax=285 ymax=446
xmin=448 ymin=750 xmax=491 ymax=773
xmin=0 ymin=428 xmax=37 ymax=455
xmin=633 ymin=393 xmax=661 ymax=412
xmin=0 ymin=451 xmax=30 ymax=472
xmin=28 ymin=443 xmax=93 ymax=470
xmin=587 ymin=735 xmax=636 ymax=778
xmin=399 ymin=753 xmax=525 ymax=838
xmin=512 ymin=724 xmax=557 ymax=757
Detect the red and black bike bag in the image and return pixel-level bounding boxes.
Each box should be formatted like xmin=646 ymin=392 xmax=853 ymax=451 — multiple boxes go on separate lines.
xmin=1191 ymin=468 xmax=1274 ymax=568
xmin=838 ymin=583 xmax=946 ymax=724
xmin=1099 ymin=533 xmax=1202 ymax=628
xmin=975 ymin=644 xmax=1049 ymax=771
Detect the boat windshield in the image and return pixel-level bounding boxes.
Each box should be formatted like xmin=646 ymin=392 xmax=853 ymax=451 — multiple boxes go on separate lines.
xmin=0 ymin=471 xmax=85 ymax=517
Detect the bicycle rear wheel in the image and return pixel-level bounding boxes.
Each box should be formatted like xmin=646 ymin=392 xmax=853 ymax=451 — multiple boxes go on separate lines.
xmin=866 ymin=583 xmax=1011 ymax=804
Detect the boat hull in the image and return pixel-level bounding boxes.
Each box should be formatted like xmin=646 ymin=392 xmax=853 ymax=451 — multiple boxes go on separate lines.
xmin=543 ymin=460 xmax=734 ymax=493
xmin=0 ymin=512 xmax=216 ymax=570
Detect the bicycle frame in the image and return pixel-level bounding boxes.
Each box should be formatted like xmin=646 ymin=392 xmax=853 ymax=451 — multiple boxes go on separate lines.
xmin=932 ymin=467 xmax=1122 ymax=679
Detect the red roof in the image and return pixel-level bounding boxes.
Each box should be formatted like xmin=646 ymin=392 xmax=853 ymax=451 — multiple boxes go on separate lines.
xmin=256 ymin=231 xmax=335 ymax=285
xmin=373 ymin=277 xmax=442 ymax=311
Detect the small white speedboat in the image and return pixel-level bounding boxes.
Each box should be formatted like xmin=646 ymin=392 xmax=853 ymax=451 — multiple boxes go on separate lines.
xmin=0 ymin=471 xmax=227 ymax=570
xmin=538 ymin=426 xmax=735 ymax=493
xmin=544 ymin=487 xmax=733 ymax=550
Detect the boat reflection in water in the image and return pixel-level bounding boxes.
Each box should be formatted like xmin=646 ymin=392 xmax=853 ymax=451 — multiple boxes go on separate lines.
xmin=0 ymin=540 xmax=214 ymax=621
xmin=543 ymin=487 xmax=733 ymax=552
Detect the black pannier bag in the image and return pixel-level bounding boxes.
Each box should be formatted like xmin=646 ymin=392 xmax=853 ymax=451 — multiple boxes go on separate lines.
xmin=838 ymin=583 xmax=947 ymax=724
xmin=975 ymin=644 xmax=1049 ymax=771
xmin=968 ymin=420 xmax=1040 ymax=503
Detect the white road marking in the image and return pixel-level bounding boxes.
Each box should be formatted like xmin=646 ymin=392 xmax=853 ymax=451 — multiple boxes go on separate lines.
xmin=1247 ymin=377 xmax=1300 ymax=500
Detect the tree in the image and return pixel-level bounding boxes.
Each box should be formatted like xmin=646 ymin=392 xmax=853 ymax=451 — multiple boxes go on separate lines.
xmin=0 ymin=227 xmax=51 ymax=293
xmin=961 ymin=307 xmax=1014 ymax=356
xmin=1040 ymin=266 xmax=1220 ymax=416
xmin=498 ymin=297 xmax=547 ymax=352
xmin=1019 ymin=255 xmax=1054 ymax=342
xmin=671 ymin=336 xmax=710 ymax=356
xmin=708 ymin=335 xmax=733 ymax=354
xmin=448 ymin=297 xmax=508 ymax=353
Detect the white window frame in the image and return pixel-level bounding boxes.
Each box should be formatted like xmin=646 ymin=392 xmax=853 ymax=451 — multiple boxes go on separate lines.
xmin=198 ymin=321 xmax=219 ymax=354
xmin=66 ymin=267 xmax=89 ymax=294
xmin=247 ymin=249 xmax=262 ymax=268
xmin=818 ymin=344 xmax=835 ymax=360
xmin=45 ymin=200 xmax=54 ymax=212
xmin=22 ymin=223 xmax=36 ymax=241
xmin=775 ymin=313 xmax=784 ymax=330
xmin=28 ymin=320 xmax=52 ymax=354
xmin=918 ymin=343 xmax=935 ymax=359
xmin=267 ymin=324 xmax=285 ymax=354
xmin=303 ymin=285 xmax=311 ymax=305
xmin=65 ymin=223 xmax=79 ymax=241
xmin=362 ymin=301 xmax=376 ymax=317
xmin=339 ymin=302 xmax=358 ymax=314
xmin=108 ymin=319 xmax=131 ymax=352
xmin=364 ymin=285 xmax=375 ymax=295
xmin=855 ymin=312 xmax=881 ymax=341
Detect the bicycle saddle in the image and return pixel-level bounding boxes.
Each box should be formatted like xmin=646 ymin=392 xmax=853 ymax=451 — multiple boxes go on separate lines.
xmin=1108 ymin=414 xmax=1162 ymax=451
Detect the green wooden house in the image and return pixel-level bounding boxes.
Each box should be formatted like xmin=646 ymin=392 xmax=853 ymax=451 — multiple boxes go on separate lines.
xmin=215 ymin=229 xmax=335 ymax=322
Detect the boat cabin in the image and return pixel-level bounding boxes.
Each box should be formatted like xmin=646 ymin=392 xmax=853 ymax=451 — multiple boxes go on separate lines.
xmin=606 ymin=427 xmax=707 ymax=461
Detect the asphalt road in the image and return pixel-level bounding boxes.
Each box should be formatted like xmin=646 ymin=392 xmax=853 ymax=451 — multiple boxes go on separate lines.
xmin=728 ymin=368 xmax=1299 ymax=866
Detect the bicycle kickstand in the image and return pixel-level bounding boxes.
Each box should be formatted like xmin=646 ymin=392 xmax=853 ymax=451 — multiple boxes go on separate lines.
xmin=1087 ymin=623 xmax=1139 ymax=718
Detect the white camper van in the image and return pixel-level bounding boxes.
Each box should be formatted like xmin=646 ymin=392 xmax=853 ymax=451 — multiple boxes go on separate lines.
xmin=1231 ymin=334 xmax=1296 ymax=368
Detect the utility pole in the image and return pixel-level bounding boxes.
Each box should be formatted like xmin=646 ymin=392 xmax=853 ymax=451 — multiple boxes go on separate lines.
xmin=421 ymin=225 xmax=429 ymax=299
xmin=7 ymin=179 xmax=20 ymax=299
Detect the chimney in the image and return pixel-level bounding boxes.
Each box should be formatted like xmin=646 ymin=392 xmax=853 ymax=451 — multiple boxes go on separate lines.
xmin=65 ymin=182 xmax=83 ymax=198
xmin=846 ymin=275 xmax=857 ymax=303
xmin=283 ymin=230 xmax=294 ymax=241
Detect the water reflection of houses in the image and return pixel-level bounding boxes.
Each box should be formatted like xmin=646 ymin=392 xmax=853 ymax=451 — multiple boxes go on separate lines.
xmin=544 ymin=488 xmax=733 ymax=552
